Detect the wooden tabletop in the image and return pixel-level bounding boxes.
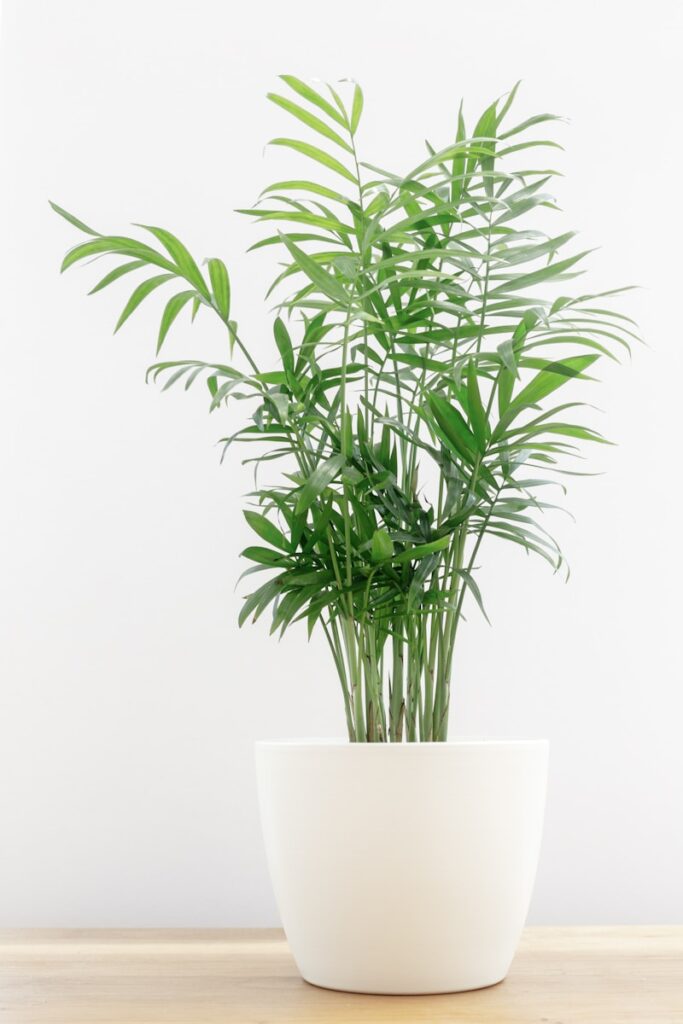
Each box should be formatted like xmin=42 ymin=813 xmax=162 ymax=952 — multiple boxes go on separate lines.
xmin=0 ymin=927 xmax=681 ymax=1023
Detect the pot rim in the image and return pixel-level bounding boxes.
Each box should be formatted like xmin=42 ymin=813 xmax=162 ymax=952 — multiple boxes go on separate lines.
xmin=256 ymin=737 xmax=548 ymax=750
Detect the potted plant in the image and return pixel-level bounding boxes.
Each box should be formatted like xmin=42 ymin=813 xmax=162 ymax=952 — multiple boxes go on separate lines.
xmin=52 ymin=77 xmax=633 ymax=994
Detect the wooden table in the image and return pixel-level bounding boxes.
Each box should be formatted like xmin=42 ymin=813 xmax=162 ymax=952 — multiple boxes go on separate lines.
xmin=0 ymin=927 xmax=681 ymax=1023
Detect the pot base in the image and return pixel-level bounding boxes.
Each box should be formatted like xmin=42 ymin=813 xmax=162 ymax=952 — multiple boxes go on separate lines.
xmin=302 ymin=971 xmax=508 ymax=996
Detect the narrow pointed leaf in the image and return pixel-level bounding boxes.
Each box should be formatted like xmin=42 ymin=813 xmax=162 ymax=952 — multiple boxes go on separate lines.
xmin=273 ymin=317 xmax=294 ymax=376
xmin=269 ymin=138 xmax=356 ymax=183
xmin=138 ymin=225 xmax=210 ymax=299
xmin=115 ymin=273 xmax=174 ymax=332
xmin=244 ymin=510 xmax=290 ymax=551
xmin=207 ymin=257 xmax=230 ymax=320
xmin=350 ymin=84 xmax=364 ymax=134
xmin=241 ymin=545 xmax=290 ymax=566
xmin=279 ymin=75 xmax=347 ymax=127
xmin=428 ymin=394 xmax=478 ymax=460
xmin=295 ymin=453 xmax=345 ymax=514
xmin=268 ymin=93 xmax=352 ymax=152
xmin=89 ymin=260 xmax=146 ymax=295
xmin=393 ymin=535 xmax=451 ymax=564
xmin=466 ymin=362 xmax=489 ymax=449
xmin=489 ymin=251 xmax=592 ymax=294
xmin=157 ymin=290 xmax=195 ymax=353
xmin=60 ymin=236 xmax=175 ymax=273
xmin=510 ymin=355 xmax=598 ymax=411
xmin=371 ymin=528 xmax=394 ymax=562
xmin=279 ymin=232 xmax=349 ymax=303
xmin=49 ymin=201 xmax=99 ymax=236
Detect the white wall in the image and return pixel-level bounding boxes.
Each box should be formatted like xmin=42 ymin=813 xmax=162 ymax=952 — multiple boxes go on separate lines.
xmin=1 ymin=0 xmax=681 ymax=927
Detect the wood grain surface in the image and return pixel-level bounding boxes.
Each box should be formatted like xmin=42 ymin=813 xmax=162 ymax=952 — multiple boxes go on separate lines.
xmin=0 ymin=927 xmax=681 ymax=1023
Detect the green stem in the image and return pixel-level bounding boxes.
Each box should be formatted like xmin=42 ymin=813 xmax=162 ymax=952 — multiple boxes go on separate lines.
xmin=322 ymin=617 xmax=355 ymax=740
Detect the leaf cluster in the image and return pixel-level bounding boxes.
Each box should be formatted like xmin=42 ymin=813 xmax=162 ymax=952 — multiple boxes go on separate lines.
xmin=52 ymin=77 xmax=636 ymax=740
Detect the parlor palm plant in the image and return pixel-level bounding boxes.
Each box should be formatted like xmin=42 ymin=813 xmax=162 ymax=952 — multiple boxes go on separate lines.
xmin=52 ymin=78 xmax=634 ymax=743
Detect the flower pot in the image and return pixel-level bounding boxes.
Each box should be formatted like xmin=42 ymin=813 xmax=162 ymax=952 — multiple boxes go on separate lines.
xmin=255 ymin=738 xmax=548 ymax=994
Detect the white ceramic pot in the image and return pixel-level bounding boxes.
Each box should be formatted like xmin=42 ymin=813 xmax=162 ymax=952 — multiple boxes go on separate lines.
xmin=255 ymin=738 xmax=548 ymax=994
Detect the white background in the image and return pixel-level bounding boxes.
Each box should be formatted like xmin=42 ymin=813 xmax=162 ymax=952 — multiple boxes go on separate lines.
xmin=1 ymin=0 xmax=681 ymax=926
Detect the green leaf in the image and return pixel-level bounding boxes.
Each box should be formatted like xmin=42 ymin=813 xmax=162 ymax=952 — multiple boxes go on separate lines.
xmin=407 ymin=140 xmax=493 ymax=180
xmin=88 ymin=260 xmax=146 ymax=295
xmin=207 ymin=258 xmax=230 ymax=320
xmin=269 ymin=138 xmax=357 ymax=183
xmin=497 ymin=338 xmax=517 ymax=375
xmin=466 ymin=362 xmax=489 ymax=449
xmin=509 ymin=355 xmax=598 ymax=412
xmin=279 ymin=75 xmax=347 ymax=127
xmin=241 ymin=546 xmax=289 ymax=566
xmin=454 ymin=568 xmax=490 ymax=624
xmin=350 ymin=84 xmax=364 ymax=134
xmin=260 ymin=180 xmax=346 ymax=202
xmin=428 ymin=394 xmax=478 ymax=461
xmin=389 ymin=352 xmax=450 ymax=372
xmin=515 ymin=421 xmax=610 ymax=445
xmin=114 ymin=274 xmax=174 ymax=333
xmin=499 ymin=111 xmax=562 ymax=141
xmin=138 ymin=225 xmax=210 ymax=299
xmin=451 ymin=100 xmax=468 ymax=204
xmin=393 ymin=535 xmax=451 ymax=564
xmin=496 ymin=80 xmax=521 ymax=127
xmin=471 ymin=100 xmax=498 ymax=195
xmin=49 ymin=201 xmax=99 ymax=236
xmin=273 ymin=317 xmax=294 ymax=376
xmin=472 ymin=100 xmax=499 ymax=142
xmin=244 ymin=511 xmax=289 ymax=551
xmin=296 ymin=311 xmax=328 ymax=372
xmin=279 ymin=232 xmax=349 ymax=303
xmin=295 ymin=453 xmax=346 ymax=514
xmin=371 ymin=528 xmax=394 ymax=562
xmin=341 ymin=407 xmax=352 ymax=458
xmin=542 ymin=423 xmax=610 ymax=444
xmin=489 ymin=251 xmax=592 ymax=294
xmin=60 ymin=235 xmax=177 ymax=274
xmin=241 ymin=207 xmax=354 ymax=237
xmin=497 ymin=365 xmax=515 ymax=416
xmin=157 ymin=291 xmax=195 ymax=353
xmin=239 ymin=578 xmax=282 ymax=628
xmin=267 ymin=93 xmax=352 ymax=152
xmin=271 ymin=585 xmax=319 ymax=635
